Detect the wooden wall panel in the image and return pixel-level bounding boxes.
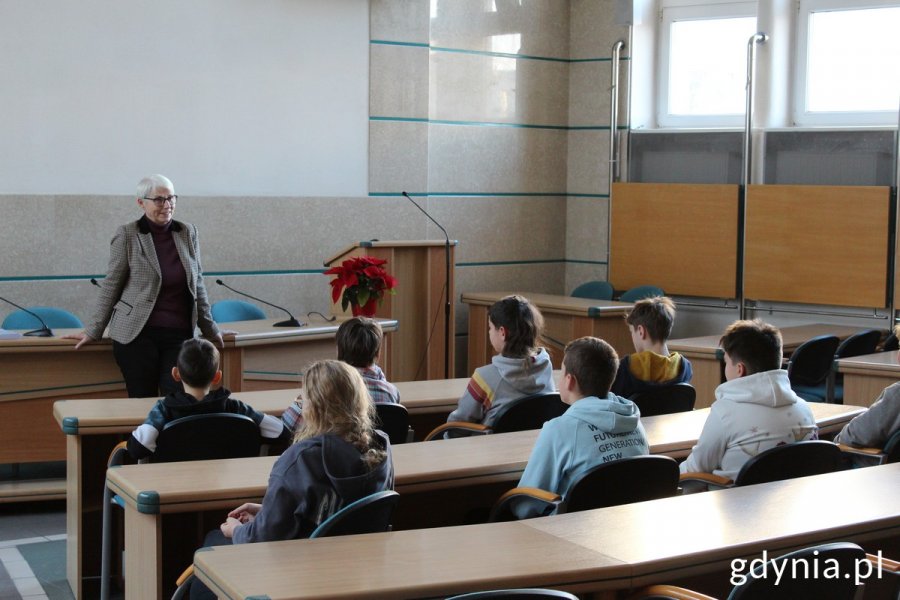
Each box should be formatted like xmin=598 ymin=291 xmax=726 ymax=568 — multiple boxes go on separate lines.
xmin=745 ymin=185 xmax=890 ymax=308
xmin=610 ymin=183 xmax=739 ymax=298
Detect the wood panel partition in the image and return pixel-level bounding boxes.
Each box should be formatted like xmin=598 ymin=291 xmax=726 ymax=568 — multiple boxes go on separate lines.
xmin=745 ymin=185 xmax=890 ymax=308
xmin=610 ymin=182 xmax=739 ymax=298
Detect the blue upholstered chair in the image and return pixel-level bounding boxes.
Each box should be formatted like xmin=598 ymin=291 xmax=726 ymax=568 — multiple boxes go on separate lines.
xmin=210 ymin=299 xmax=266 ymax=323
xmin=619 ymin=285 xmax=665 ymax=302
xmin=571 ymin=281 xmax=615 ymax=301
xmin=2 ymin=306 xmax=83 ymax=330
xmin=787 ymin=335 xmax=840 ymax=402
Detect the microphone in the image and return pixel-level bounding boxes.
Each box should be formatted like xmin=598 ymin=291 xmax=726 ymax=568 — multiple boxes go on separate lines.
xmin=402 ymin=191 xmax=452 ymax=379
xmin=0 ymin=296 xmax=53 ymax=337
xmin=215 ymin=280 xmax=304 ymax=328
xmin=91 ymin=277 xmax=133 ymax=310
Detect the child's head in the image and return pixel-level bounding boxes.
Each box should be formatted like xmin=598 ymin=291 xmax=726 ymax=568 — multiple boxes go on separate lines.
xmin=625 ymin=296 xmax=676 ymax=351
xmin=487 ymin=295 xmax=544 ymax=358
xmin=719 ymin=319 xmax=783 ymax=379
xmin=295 ymin=360 xmax=386 ymax=467
xmin=174 ymin=338 xmax=221 ymax=389
xmin=336 ymin=317 xmax=383 ymax=368
xmin=561 ymin=336 xmax=619 ymax=403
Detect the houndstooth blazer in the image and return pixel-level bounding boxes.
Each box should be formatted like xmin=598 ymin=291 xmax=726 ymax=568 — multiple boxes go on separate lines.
xmin=84 ymin=217 xmax=220 ymax=344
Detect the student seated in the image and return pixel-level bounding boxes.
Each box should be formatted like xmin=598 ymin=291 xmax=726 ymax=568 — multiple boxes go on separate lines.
xmin=679 ymin=320 xmax=817 ymax=481
xmin=513 ymin=336 xmax=649 ymax=519
xmin=190 ymin=360 xmax=394 ymax=600
xmin=611 ymin=296 xmax=692 ymax=398
xmin=282 ymin=317 xmax=399 ymax=435
xmin=835 ymin=325 xmax=900 ymax=452
xmin=127 ymin=338 xmax=287 ymax=461
xmin=448 ymin=295 xmax=556 ymax=428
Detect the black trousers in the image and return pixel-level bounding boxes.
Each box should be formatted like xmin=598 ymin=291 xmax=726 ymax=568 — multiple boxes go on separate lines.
xmin=112 ymin=326 xmax=192 ymax=398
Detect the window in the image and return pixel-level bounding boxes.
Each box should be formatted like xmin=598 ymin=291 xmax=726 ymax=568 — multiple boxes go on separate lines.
xmin=657 ymin=1 xmax=758 ymax=127
xmin=796 ymin=0 xmax=900 ymax=125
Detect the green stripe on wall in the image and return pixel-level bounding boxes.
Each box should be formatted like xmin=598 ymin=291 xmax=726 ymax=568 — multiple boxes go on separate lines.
xmin=369 ymin=192 xmax=608 ymax=198
xmin=369 ymin=39 xmax=630 ymax=63
xmin=370 ymin=116 xmax=611 ymax=131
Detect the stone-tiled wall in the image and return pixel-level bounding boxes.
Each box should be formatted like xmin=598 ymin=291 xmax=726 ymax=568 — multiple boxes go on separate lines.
xmin=2 ymin=1 xmax=631 ymax=377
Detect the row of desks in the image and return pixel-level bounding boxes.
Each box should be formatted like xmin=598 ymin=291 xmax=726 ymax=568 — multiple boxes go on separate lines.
xmin=93 ymin=403 xmax=861 ymax=600
xmin=194 ymin=463 xmax=900 ymax=600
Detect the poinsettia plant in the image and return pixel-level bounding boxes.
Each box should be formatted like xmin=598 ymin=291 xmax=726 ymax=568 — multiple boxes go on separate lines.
xmin=324 ymin=256 xmax=398 ymax=316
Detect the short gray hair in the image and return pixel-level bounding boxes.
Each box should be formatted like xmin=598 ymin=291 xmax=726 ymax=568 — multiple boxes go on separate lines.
xmin=137 ymin=174 xmax=174 ymax=199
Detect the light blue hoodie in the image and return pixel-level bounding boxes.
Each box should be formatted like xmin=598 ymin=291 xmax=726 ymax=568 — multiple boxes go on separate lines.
xmin=514 ymin=394 xmax=649 ymax=519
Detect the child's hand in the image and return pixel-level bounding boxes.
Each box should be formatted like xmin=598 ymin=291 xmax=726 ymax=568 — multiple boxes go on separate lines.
xmin=220 ymin=517 xmax=242 ymax=538
xmin=228 ymin=502 xmax=262 ymax=523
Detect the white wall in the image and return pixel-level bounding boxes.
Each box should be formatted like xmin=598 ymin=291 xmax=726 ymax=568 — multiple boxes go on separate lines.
xmin=0 ymin=0 xmax=368 ymax=196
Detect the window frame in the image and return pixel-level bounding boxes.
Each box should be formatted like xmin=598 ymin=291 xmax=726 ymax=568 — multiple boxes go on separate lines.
xmin=656 ymin=0 xmax=758 ymax=128
xmin=794 ymin=0 xmax=900 ymax=126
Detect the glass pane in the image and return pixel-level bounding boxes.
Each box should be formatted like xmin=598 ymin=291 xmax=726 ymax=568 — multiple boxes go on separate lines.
xmin=807 ymin=7 xmax=900 ymax=113
xmin=668 ymin=16 xmax=757 ymax=116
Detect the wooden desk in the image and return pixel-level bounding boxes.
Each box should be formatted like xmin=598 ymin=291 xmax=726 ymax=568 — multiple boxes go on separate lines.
xmin=193 ymin=464 xmax=900 ymax=600
xmin=670 ymin=324 xmax=871 ymax=410
xmin=102 ymin=403 xmax=862 ymax=600
xmin=54 ymin=375 xmax=474 ymax=600
xmin=462 ymin=291 xmax=632 ymax=371
xmin=0 ymin=318 xmax=396 ymax=477
xmin=836 ymin=350 xmax=899 ymax=407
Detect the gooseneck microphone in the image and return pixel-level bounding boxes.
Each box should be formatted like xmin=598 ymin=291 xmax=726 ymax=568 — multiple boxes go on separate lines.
xmin=0 ymin=296 xmax=53 ymax=337
xmin=402 ymin=191 xmax=452 ymax=379
xmin=215 ymin=280 xmax=304 ymax=328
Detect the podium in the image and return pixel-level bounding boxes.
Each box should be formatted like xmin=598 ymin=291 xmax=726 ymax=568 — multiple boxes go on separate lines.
xmin=324 ymin=240 xmax=457 ymax=381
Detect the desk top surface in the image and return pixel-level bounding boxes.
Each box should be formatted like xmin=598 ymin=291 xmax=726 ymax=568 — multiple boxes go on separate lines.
xmin=53 ymin=376 xmax=476 ymax=434
xmin=461 ymin=291 xmax=632 ymax=316
xmin=192 ymin=463 xmax=900 ymax=600
xmin=670 ymin=324 xmax=872 ymax=357
xmin=104 ymin=403 xmax=863 ymax=512
xmin=836 ymin=350 xmax=900 ymax=374
xmin=0 ymin=317 xmax=398 ymax=351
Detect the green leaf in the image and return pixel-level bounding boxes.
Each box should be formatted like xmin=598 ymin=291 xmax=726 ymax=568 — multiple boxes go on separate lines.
xmin=356 ymin=288 xmax=370 ymax=307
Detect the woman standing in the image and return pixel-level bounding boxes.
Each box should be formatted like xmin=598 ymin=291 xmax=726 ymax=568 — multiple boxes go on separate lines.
xmin=65 ymin=174 xmax=222 ymax=397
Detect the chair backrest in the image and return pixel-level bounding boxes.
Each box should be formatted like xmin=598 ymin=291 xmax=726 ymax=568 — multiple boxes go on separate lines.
xmin=884 ymin=429 xmax=900 ymax=464
xmin=834 ymin=328 xmax=882 ymax=359
xmin=374 ymin=403 xmax=409 ymax=445
xmin=628 ymin=384 xmax=696 ymax=418
xmin=619 ymin=285 xmax=665 ymax=302
xmin=2 ymin=306 xmax=83 ymax=329
xmin=734 ymin=440 xmax=842 ymax=487
xmin=787 ymin=335 xmax=840 ymax=386
xmin=727 ymin=542 xmax=865 ymax=600
xmin=211 ymin=300 xmax=266 ymax=323
xmin=309 ymin=490 xmax=399 ymax=538
xmin=883 ymin=333 xmax=899 ymax=351
xmin=571 ymin=281 xmax=614 ymax=301
xmin=491 ymin=392 xmax=567 ymax=434
xmin=561 ymin=455 xmax=680 ymax=513
xmin=151 ymin=413 xmax=262 ymax=463
xmin=447 ymin=590 xmax=579 ymax=600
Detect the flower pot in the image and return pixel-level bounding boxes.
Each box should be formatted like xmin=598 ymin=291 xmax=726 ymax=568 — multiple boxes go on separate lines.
xmin=351 ymin=298 xmax=378 ymax=317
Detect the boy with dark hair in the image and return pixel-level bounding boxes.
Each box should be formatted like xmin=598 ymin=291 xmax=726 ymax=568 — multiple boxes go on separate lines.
xmin=679 ymin=319 xmax=817 ymax=480
xmin=611 ymin=296 xmax=692 ymax=398
xmin=513 ymin=336 xmax=649 ymax=519
xmin=282 ymin=317 xmax=399 ymax=434
xmin=127 ymin=338 xmax=287 ymax=460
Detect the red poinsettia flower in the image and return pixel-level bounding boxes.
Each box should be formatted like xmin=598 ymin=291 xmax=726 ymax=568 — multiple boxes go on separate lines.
xmin=325 ymin=255 xmax=398 ymax=314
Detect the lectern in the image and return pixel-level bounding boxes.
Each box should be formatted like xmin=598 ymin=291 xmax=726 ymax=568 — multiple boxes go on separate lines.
xmin=324 ymin=240 xmax=456 ymax=381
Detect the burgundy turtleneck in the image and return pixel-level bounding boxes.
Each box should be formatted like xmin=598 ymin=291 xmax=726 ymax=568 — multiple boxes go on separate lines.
xmin=146 ymin=219 xmax=192 ymax=330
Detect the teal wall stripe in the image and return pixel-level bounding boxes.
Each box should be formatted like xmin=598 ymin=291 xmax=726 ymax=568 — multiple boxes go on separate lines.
xmin=370 ymin=116 xmax=610 ymax=131
xmin=370 ymin=192 xmax=606 ymax=198
xmin=0 ymin=269 xmax=328 ymax=283
xmin=369 ymin=39 xmax=630 ymax=63
xmin=0 ymin=274 xmax=107 ymax=282
xmin=456 ymin=259 xmax=606 ymax=267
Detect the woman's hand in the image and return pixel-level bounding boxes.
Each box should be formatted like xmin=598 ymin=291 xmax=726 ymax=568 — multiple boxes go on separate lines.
xmin=228 ymin=503 xmax=261 ymax=524
xmin=211 ymin=332 xmax=225 ymax=348
xmin=220 ymin=516 xmax=243 ymax=538
xmin=61 ymin=331 xmax=94 ymax=350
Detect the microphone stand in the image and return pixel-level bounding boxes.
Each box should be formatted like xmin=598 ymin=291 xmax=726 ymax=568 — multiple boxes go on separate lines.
xmin=402 ymin=192 xmax=452 ymax=379
xmin=0 ymin=296 xmax=53 ymax=337
xmin=215 ymin=280 xmax=304 ymax=327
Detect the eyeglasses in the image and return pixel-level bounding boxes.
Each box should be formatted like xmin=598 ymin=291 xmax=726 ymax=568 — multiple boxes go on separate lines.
xmin=142 ymin=195 xmax=177 ymax=207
